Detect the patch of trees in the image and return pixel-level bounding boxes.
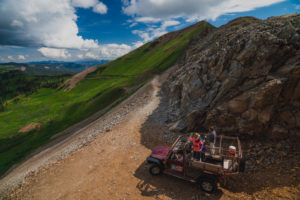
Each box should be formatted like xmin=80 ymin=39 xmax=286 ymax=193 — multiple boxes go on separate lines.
xmin=0 ymin=70 xmax=68 ymax=111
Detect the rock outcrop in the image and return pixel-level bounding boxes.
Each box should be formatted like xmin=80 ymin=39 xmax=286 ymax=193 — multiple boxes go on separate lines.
xmin=164 ymin=14 xmax=300 ymax=139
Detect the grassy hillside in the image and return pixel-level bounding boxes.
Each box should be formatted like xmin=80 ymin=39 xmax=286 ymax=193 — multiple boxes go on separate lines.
xmin=0 ymin=21 xmax=213 ymax=175
xmin=89 ymin=21 xmax=212 ymax=78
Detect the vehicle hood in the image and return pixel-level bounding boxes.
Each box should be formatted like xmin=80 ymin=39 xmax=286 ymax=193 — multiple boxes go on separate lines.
xmin=150 ymin=146 xmax=170 ymax=160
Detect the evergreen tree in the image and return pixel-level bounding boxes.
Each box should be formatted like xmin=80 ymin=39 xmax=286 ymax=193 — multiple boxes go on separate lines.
xmin=0 ymin=97 xmax=4 ymax=112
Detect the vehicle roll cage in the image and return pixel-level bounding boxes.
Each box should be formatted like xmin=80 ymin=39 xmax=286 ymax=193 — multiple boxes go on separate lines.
xmin=147 ymin=133 xmax=245 ymax=193
xmin=166 ymin=133 xmax=243 ymax=175
xmin=169 ymin=133 xmax=243 ymax=158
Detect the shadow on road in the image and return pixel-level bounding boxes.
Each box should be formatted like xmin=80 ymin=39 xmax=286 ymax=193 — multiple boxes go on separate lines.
xmin=134 ymin=161 xmax=223 ymax=200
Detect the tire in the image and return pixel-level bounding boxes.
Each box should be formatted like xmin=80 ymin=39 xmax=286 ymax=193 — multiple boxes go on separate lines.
xmin=149 ymin=164 xmax=162 ymax=175
xmin=199 ymin=178 xmax=217 ymax=193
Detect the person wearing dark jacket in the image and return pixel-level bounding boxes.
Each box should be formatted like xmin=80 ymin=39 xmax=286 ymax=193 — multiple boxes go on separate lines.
xmin=208 ymin=125 xmax=216 ymax=155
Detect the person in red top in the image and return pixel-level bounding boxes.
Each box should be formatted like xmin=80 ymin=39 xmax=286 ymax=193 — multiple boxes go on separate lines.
xmin=189 ymin=133 xmax=203 ymax=161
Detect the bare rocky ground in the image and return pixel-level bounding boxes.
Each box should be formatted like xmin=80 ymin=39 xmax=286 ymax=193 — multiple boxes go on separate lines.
xmin=60 ymin=65 xmax=99 ymax=91
xmin=164 ymin=14 xmax=300 ymax=139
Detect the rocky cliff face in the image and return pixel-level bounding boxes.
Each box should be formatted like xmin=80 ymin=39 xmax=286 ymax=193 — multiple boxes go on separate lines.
xmin=165 ymin=14 xmax=300 ymax=139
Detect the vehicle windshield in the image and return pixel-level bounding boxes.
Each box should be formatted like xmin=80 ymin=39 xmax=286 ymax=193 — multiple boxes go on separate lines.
xmin=172 ymin=134 xmax=189 ymax=152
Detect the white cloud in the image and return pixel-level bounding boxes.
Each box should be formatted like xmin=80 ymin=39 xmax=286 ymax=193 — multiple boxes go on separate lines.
xmin=123 ymin=0 xmax=285 ymax=21
xmin=0 ymin=0 xmax=146 ymax=62
xmin=132 ymin=20 xmax=180 ymax=42
xmin=18 ymin=55 xmax=25 ymax=60
xmin=132 ymin=28 xmax=165 ymax=42
xmin=0 ymin=0 xmax=100 ymax=49
xmin=132 ymin=41 xmax=145 ymax=49
xmin=296 ymin=5 xmax=300 ymax=9
xmin=11 ymin=20 xmax=24 ymax=28
xmin=93 ymin=2 xmax=108 ymax=14
xmin=161 ymin=20 xmax=180 ymax=29
xmin=38 ymin=47 xmax=71 ymax=59
xmin=132 ymin=30 xmax=152 ymax=42
xmin=77 ymin=54 xmax=84 ymax=59
xmin=98 ymin=44 xmax=132 ymax=59
xmin=72 ymin=0 xmax=107 ymax=14
xmin=71 ymin=0 xmax=98 ymax=8
xmin=73 ymin=43 xmax=135 ymax=60
xmin=129 ymin=22 xmax=138 ymax=27
xmin=85 ymin=52 xmax=99 ymax=59
xmin=135 ymin=17 xmax=161 ymax=23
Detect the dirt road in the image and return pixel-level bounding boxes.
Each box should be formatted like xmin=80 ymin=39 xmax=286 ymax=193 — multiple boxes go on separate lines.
xmin=1 ymin=73 xmax=299 ymax=200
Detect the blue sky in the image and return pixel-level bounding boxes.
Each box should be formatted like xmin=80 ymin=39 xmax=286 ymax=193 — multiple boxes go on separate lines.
xmin=0 ymin=0 xmax=299 ymax=63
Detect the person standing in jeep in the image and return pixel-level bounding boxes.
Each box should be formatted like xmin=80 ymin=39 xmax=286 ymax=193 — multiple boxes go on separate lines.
xmin=188 ymin=133 xmax=203 ymax=160
xmin=208 ymin=125 xmax=217 ymax=155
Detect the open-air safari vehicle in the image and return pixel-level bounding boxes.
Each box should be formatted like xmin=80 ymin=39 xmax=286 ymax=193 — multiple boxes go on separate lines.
xmin=146 ymin=133 xmax=246 ymax=193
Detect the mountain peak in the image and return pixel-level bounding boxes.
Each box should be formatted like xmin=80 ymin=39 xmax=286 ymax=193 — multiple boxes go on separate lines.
xmin=164 ymin=13 xmax=300 ymax=139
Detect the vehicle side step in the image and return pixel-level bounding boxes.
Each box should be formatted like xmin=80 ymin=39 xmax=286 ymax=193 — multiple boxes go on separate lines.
xmin=164 ymin=169 xmax=196 ymax=183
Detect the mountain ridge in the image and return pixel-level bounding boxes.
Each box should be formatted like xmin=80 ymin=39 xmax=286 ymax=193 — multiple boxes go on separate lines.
xmin=164 ymin=13 xmax=300 ymax=139
xmin=61 ymin=20 xmax=215 ymax=89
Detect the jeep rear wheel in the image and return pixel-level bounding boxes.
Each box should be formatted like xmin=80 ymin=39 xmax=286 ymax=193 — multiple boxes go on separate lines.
xmin=199 ymin=178 xmax=217 ymax=193
xmin=149 ymin=164 xmax=162 ymax=175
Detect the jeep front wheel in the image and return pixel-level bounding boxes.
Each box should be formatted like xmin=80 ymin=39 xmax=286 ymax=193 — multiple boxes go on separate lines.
xmin=149 ymin=164 xmax=162 ymax=175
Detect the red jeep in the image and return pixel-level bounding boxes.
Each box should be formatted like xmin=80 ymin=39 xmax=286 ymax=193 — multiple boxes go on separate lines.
xmin=146 ymin=134 xmax=245 ymax=193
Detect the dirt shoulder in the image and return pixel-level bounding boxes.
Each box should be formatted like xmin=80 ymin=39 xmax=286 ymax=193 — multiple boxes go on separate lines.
xmin=1 ymin=68 xmax=300 ymax=200
xmin=60 ymin=65 xmax=99 ymax=91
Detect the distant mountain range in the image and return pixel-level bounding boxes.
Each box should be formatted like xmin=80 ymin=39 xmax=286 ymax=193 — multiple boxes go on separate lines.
xmin=0 ymin=59 xmax=110 ymax=75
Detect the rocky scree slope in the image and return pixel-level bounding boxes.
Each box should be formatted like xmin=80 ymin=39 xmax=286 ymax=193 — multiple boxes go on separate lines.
xmin=165 ymin=14 xmax=300 ymax=139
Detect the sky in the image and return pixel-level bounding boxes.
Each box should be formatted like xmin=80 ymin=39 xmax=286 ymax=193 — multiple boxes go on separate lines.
xmin=0 ymin=0 xmax=299 ymax=63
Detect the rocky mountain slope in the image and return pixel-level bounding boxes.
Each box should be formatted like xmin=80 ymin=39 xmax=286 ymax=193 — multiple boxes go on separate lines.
xmin=165 ymin=14 xmax=300 ymax=139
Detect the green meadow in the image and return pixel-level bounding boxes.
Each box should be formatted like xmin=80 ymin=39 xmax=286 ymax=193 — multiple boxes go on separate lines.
xmin=0 ymin=22 xmax=211 ymax=175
